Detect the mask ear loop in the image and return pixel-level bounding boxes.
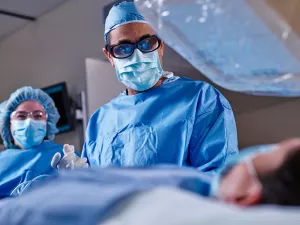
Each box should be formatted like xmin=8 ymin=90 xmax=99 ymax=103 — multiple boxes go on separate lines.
xmin=245 ymin=158 xmax=258 ymax=177
xmin=245 ymin=145 xmax=279 ymax=180
xmin=244 ymin=157 xmax=263 ymax=190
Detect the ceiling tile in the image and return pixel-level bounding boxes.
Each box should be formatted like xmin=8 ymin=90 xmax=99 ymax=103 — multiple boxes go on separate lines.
xmin=0 ymin=0 xmax=67 ymax=17
xmin=0 ymin=14 xmax=27 ymax=39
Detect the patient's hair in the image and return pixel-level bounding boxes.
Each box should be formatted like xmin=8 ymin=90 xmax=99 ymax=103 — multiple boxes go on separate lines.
xmin=260 ymin=150 xmax=300 ymax=205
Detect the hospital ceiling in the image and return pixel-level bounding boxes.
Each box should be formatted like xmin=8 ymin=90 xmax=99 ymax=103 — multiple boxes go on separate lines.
xmin=0 ymin=0 xmax=298 ymax=116
xmin=0 ymin=0 xmax=68 ymax=40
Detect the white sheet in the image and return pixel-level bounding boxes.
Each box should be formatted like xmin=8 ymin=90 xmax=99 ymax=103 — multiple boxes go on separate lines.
xmin=101 ymin=188 xmax=300 ymax=225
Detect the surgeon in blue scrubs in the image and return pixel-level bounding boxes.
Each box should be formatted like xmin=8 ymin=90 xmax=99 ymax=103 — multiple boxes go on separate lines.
xmin=81 ymin=1 xmax=238 ymax=172
xmin=0 ymin=86 xmax=64 ymax=198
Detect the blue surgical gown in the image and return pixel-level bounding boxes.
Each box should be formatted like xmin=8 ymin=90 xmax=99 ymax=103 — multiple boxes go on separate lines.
xmin=0 ymin=166 xmax=211 ymax=225
xmin=82 ymin=76 xmax=238 ymax=172
xmin=0 ymin=141 xmax=63 ymax=198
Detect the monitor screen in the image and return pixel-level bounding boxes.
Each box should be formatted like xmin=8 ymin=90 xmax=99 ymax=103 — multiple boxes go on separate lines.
xmin=42 ymin=82 xmax=74 ymax=133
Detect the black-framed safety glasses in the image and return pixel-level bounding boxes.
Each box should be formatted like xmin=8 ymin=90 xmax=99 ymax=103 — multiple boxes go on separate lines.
xmin=105 ymin=35 xmax=161 ymax=59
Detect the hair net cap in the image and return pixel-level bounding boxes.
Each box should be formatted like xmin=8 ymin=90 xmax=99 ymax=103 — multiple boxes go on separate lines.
xmin=0 ymin=86 xmax=60 ymax=149
xmin=104 ymin=1 xmax=148 ymax=42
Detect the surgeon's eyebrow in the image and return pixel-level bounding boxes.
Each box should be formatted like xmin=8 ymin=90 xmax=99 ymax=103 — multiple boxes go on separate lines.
xmin=137 ymin=34 xmax=152 ymax=42
xmin=115 ymin=39 xmax=134 ymax=45
xmin=115 ymin=34 xmax=153 ymax=45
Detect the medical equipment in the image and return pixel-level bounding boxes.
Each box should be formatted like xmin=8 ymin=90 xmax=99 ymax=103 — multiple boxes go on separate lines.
xmin=135 ymin=0 xmax=300 ymax=96
xmin=42 ymin=82 xmax=75 ymax=133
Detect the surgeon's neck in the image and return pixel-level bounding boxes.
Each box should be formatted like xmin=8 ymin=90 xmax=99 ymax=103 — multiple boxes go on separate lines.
xmin=126 ymin=78 xmax=166 ymax=96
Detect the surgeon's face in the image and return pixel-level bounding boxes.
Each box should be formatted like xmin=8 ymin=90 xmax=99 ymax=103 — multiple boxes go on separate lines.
xmin=103 ymin=23 xmax=165 ymax=67
xmin=218 ymin=139 xmax=300 ymax=206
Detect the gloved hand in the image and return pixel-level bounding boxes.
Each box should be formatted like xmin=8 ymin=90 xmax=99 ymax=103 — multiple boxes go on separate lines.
xmin=51 ymin=144 xmax=89 ymax=170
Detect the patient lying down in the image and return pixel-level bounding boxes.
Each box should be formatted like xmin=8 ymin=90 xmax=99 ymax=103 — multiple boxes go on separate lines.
xmin=217 ymin=139 xmax=300 ymax=206
xmin=0 ymin=139 xmax=300 ymax=225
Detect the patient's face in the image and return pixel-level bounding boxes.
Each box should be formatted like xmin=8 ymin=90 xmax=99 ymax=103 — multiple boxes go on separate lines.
xmin=219 ymin=139 xmax=300 ymax=206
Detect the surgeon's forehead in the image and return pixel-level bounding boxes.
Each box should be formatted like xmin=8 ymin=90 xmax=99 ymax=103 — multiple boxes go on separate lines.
xmin=109 ymin=23 xmax=156 ymax=45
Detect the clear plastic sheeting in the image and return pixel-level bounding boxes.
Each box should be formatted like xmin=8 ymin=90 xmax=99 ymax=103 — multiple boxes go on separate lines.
xmin=135 ymin=0 xmax=300 ymax=96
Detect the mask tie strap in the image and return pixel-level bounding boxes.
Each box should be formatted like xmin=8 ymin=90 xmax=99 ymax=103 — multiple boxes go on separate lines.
xmin=245 ymin=158 xmax=258 ymax=178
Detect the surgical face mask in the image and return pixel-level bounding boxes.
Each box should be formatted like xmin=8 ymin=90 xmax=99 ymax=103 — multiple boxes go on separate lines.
xmin=113 ymin=50 xmax=164 ymax=91
xmin=11 ymin=119 xmax=47 ymax=149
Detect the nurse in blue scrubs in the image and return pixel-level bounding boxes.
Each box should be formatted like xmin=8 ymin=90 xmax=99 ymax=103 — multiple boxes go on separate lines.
xmin=0 ymin=86 xmax=63 ymax=198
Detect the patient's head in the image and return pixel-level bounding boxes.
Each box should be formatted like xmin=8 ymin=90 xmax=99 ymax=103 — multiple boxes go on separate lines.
xmin=260 ymin=149 xmax=300 ymax=205
xmin=219 ymin=139 xmax=300 ymax=206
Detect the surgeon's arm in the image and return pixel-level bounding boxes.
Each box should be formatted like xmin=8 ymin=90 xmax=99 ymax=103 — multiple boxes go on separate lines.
xmin=81 ymin=110 xmax=102 ymax=167
xmin=81 ymin=142 xmax=90 ymax=164
xmin=188 ymin=85 xmax=238 ymax=174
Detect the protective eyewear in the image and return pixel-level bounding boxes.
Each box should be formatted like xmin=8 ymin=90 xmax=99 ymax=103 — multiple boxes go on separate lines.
xmin=105 ymin=35 xmax=161 ymax=59
xmin=10 ymin=110 xmax=48 ymax=121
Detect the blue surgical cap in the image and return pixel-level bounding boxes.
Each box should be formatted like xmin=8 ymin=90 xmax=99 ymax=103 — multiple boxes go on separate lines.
xmin=0 ymin=86 xmax=60 ymax=148
xmin=104 ymin=1 xmax=148 ymax=42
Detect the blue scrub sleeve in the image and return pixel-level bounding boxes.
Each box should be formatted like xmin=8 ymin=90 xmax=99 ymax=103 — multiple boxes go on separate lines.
xmin=188 ymin=87 xmax=238 ymax=174
xmin=81 ymin=142 xmax=89 ymax=164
